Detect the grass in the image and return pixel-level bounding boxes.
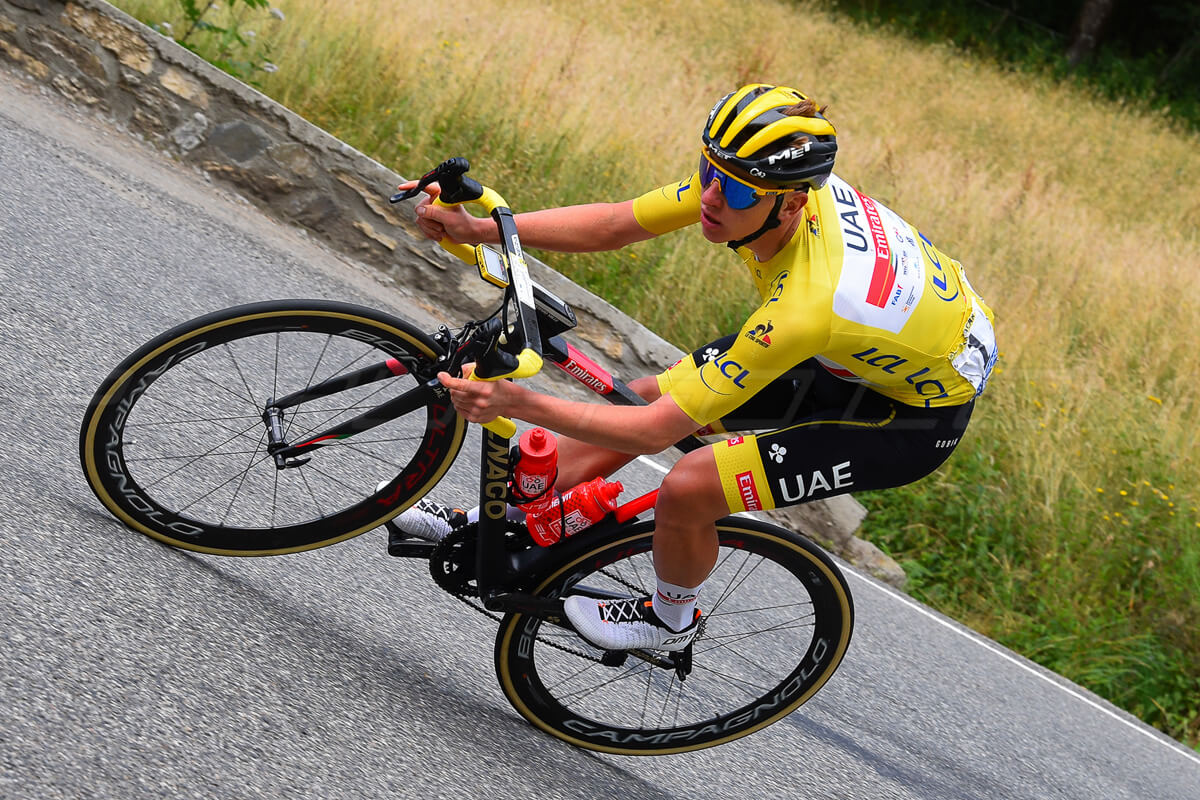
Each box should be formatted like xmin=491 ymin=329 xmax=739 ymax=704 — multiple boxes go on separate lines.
xmin=116 ymin=0 xmax=1200 ymax=747
xmin=819 ymin=0 xmax=1200 ymax=134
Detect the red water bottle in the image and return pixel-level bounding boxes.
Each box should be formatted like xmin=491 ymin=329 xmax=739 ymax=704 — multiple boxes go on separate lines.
xmin=512 ymin=427 xmax=558 ymax=514
xmin=527 ymin=477 xmax=624 ymax=547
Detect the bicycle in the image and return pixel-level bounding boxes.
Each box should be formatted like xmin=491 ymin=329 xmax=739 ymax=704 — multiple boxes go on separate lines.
xmin=78 ymin=158 xmax=854 ymax=755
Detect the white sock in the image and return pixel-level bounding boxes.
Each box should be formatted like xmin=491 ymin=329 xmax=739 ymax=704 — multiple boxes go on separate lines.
xmin=652 ymin=579 xmax=702 ymax=632
xmin=465 ymin=506 xmax=527 ymax=524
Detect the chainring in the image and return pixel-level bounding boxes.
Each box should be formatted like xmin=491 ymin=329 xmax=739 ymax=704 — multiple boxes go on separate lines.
xmin=428 ymin=520 xmax=536 ymax=597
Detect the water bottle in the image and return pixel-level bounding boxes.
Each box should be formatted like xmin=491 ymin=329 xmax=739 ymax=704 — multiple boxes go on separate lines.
xmin=511 ymin=427 xmax=558 ymax=514
xmin=527 ymin=477 xmax=624 ymax=547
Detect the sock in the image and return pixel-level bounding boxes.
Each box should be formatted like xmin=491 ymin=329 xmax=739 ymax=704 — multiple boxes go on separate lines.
xmin=465 ymin=506 xmax=527 ymax=524
xmin=652 ymin=578 xmax=702 ymax=632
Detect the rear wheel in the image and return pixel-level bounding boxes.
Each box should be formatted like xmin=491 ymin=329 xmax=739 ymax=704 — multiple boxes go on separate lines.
xmin=494 ymin=517 xmax=854 ymax=754
xmin=79 ymin=300 xmax=466 ymax=555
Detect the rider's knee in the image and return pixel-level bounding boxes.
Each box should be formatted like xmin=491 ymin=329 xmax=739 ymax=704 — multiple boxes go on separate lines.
xmin=657 ymin=449 xmax=727 ymax=520
xmin=629 ymin=374 xmax=662 ymax=403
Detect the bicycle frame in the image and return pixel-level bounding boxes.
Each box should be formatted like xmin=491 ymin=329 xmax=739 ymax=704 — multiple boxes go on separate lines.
xmin=467 ymin=346 xmax=680 ymax=614
xmin=255 ymin=158 xmax=699 ymax=620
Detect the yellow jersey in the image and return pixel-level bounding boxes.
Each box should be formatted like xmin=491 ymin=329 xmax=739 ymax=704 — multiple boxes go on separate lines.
xmin=635 ymin=173 xmax=997 ymax=426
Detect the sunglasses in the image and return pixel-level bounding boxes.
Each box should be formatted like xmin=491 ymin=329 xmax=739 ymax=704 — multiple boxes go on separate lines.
xmin=698 ymin=152 xmax=786 ymax=210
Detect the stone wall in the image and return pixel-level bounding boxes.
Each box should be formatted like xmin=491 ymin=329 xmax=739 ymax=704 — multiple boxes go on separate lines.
xmin=0 ymin=0 xmax=904 ymax=586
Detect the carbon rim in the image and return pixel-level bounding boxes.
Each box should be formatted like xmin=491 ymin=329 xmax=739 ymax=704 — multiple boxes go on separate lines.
xmin=495 ymin=519 xmax=853 ymax=754
xmin=80 ymin=303 xmax=466 ymax=554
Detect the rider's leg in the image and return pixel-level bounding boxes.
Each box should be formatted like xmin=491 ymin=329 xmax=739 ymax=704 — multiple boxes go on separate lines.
xmin=652 ymin=446 xmax=726 ymax=585
xmin=560 ymin=444 xmax=727 ymax=647
xmin=552 ymin=375 xmax=666 ymax=487
xmin=649 ymin=445 xmax=729 ymax=630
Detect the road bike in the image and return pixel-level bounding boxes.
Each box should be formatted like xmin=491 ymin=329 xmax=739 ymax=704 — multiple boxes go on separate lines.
xmin=78 ymin=159 xmax=854 ymax=755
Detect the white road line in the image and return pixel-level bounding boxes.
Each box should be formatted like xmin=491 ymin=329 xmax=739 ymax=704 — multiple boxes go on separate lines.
xmin=637 ymin=455 xmax=670 ymax=474
xmin=846 ymin=569 xmax=1200 ymax=767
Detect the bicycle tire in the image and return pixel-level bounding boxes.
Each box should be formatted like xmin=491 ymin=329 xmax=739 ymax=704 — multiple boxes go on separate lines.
xmin=493 ymin=516 xmax=854 ymax=755
xmin=79 ymin=300 xmax=466 ymax=555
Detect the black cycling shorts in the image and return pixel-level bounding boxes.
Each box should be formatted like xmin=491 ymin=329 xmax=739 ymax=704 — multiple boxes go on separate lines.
xmin=676 ymin=335 xmax=974 ymax=513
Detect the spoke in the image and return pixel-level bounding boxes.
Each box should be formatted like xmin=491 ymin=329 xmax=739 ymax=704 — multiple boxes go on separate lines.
xmin=220 ymin=427 xmax=273 ymax=526
xmin=689 ymin=614 xmax=815 ymax=688
xmin=220 ymin=341 xmax=264 ymax=409
xmin=272 ymin=331 xmax=280 ymax=408
xmin=295 ymin=457 xmax=325 ymax=522
xmin=706 ymin=550 xmax=772 ymax=616
xmin=125 ymin=413 xmax=262 ymax=428
xmin=171 ymin=449 xmax=274 ymax=517
xmin=301 ymin=334 xmax=334 ymax=396
xmin=685 ymin=659 xmax=776 ymax=695
xmin=649 ymin=667 xmax=685 ymax=728
xmin=707 ymin=598 xmax=815 ymax=615
xmin=133 ymin=418 xmax=265 ymax=489
xmin=700 ymin=614 xmax=817 ymax=639
xmin=551 ymin=659 xmax=660 ymax=705
xmin=169 ymin=360 xmax=264 ymax=410
xmin=593 ymin=553 xmax=655 ymax=596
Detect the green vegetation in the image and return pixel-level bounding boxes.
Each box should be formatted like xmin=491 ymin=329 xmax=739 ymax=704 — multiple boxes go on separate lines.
xmin=151 ymin=0 xmax=280 ymax=84
xmin=119 ymin=0 xmax=1200 ymax=747
xmin=822 ymin=0 xmax=1200 ymax=133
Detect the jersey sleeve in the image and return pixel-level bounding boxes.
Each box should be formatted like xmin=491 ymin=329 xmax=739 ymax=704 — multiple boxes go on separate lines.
xmin=631 ymin=173 xmax=702 ymax=235
xmin=660 ymin=271 xmax=834 ymax=426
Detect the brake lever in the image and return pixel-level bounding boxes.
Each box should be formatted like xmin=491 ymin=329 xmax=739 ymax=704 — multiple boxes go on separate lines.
xmin=389 ymin=160 xmax=448 ymax=203
xmin=389 ymin=158 xmax=476 ymax=205
xmin=389 ymin=186 xmax=421 ymax=204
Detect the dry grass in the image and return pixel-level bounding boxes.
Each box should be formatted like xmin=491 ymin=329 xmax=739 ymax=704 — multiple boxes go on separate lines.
xmin=137 ymin=0 xmax=1198 ymax=510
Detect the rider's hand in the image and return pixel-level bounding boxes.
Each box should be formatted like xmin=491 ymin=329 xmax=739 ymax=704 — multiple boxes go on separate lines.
xmin=437 ymin=364 xmax=524 ymax=424
xmin=396 ymin=180 xmax=488 ymax=245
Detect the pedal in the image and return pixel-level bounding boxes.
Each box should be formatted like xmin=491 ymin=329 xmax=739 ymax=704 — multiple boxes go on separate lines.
xmin=674 ymin=642 xmax=694 ymax=681
xmin=600 ymin=650 xmax=629 ymax=667
xmin=386 ymin=521 xmax=435 ymax=558
xmin=385 ymin=520 xmax=411 ymax=555
xmin=387 ymin=541 xmax=436 ymax=558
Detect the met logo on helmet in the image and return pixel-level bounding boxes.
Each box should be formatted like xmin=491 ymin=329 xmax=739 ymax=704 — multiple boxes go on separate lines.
xmin=766 ymin=142 xmax=811 ymax=165
xmin=707 ymin=144 xmax=737 ymax=162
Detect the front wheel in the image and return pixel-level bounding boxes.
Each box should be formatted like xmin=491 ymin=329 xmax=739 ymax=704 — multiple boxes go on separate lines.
xmin=79 ymin=300 xmax=467 ymax=555
xmin=493 ymin=516 xmax=854 ymax=755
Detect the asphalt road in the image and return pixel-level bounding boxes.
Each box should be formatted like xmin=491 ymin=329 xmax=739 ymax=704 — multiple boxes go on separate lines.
xmin=2 ymin=70 xmax=1198 ymax=800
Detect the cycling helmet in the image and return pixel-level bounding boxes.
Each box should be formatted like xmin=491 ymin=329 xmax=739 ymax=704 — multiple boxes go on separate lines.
xmin=702 ymin=84 xmax=838 ymax=192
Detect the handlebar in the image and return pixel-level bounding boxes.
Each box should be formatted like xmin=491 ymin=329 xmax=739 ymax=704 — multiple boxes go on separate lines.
xmin=390 ymin=159 xmax=543 ymax=439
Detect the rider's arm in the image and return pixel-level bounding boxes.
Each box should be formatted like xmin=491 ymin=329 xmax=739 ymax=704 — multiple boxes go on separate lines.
xmin=511 ymin=201 xmax=656 ymax=252
xmin=409 ymin=174 xmax=700 ymax=252
xmin=417 ymin=195 xmax=654 ymax=252
xmin=438 ymin=370 xmax=700 ymax=455
xmin=501 ymin=174 xmax=703 ymax=251
xmin=515 ymin=389 xmax=699 ymax=455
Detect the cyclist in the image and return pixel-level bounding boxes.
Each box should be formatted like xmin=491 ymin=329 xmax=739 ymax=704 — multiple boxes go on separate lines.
xmin=396 ymin=84 xmax=997 ymax=652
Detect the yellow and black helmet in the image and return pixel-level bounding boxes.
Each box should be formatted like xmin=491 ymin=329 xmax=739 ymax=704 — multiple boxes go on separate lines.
xmin=702 ymin=84 xmax=838 ymax=191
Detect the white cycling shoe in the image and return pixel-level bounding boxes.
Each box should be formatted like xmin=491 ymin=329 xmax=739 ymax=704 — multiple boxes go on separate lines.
xmin=564 ymin=595 xmax=701 ymax=652
xmin=383 ymin=496 xmax=467 ymax=552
